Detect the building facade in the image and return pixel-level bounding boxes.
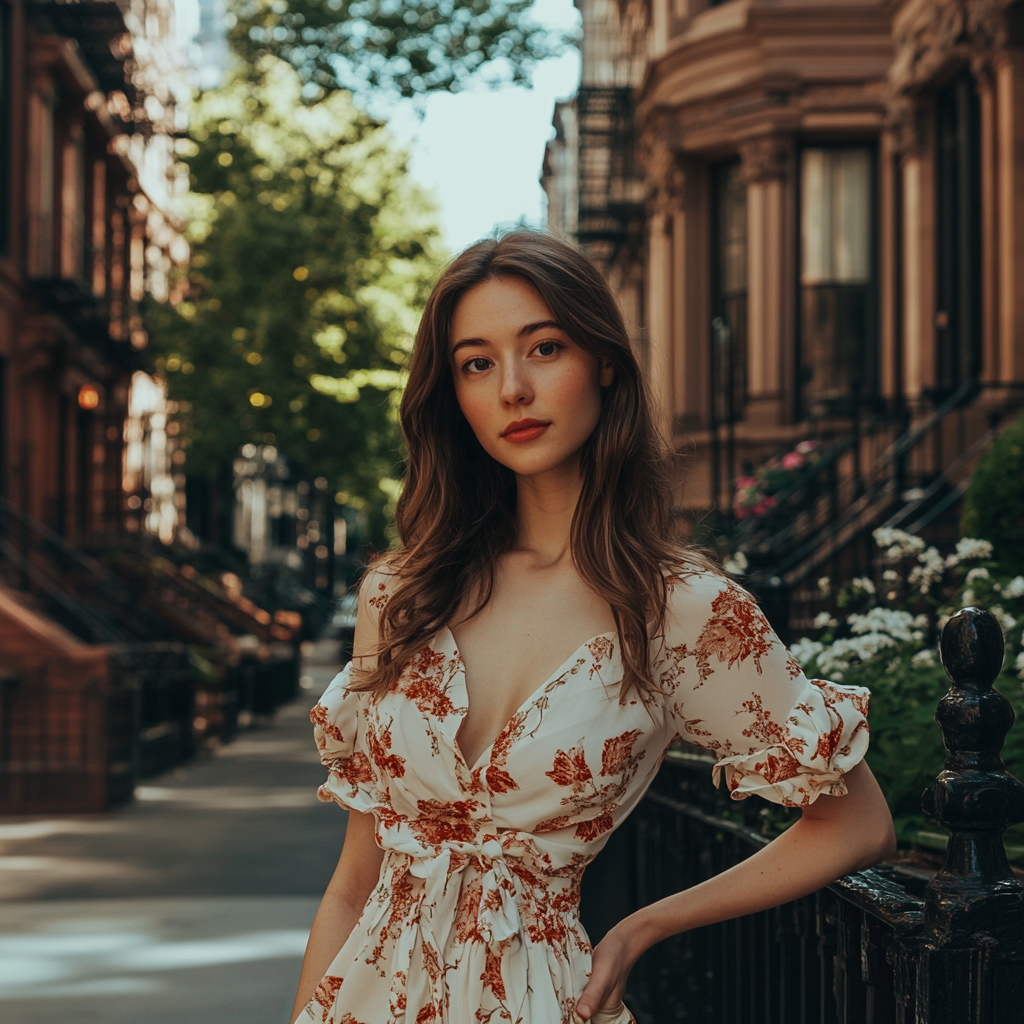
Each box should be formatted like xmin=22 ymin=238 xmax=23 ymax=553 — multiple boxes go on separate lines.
xmin=545 ymin=0 xmax=1024 ymax=555
xmin=0 ymin=0 xmax=187 ymax=547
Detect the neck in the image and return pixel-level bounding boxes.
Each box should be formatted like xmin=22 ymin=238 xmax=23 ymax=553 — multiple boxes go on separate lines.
xmin=512 ymin=455 xmax=583 ymax=566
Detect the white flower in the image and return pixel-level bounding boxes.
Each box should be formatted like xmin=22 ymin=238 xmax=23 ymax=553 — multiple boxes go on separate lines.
xmin=965 ymin=567 xmax=990 ymax=585
xmin=911 ymin=648 xmax=937 ymax=668
xmin=724 ymin=550 xmax=748 ymax=575
xmin=817 ymin=633 xmax=899 ymax=675
xmin=789 ymin=638 xmax=823 ymax=670
xmin=990 ymin=605 xmax=1017 ymax=632
xmin=961 ymin=589 xmax=976 ymax=606
xmin=851 ymin=577 xmax=877 ymax=596
xmin=1004 ymin=576 xmax=1024 ymax=599
xmin=813 ymin=610 xmax=837 ymax=629
xmin=817 ymin=576 xmax=831 ymax=597
xmin=848 ymin=607 xmax=922 ymax=642
xmin=946 ymin=537 xmax=994 ymax=567
xmin=910 ymin=547 xmax=945 ymax=590
xmin=1015 ymin=649 xmax=1024 ymax=681
xmin=882 ymin=570 xmax=899 ymax=582
xmin=873 ymin=527 xmax=925 ymax=560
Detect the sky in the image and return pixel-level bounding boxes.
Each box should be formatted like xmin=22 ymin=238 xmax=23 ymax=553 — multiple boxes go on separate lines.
xmin=383 ymin=0 xmax=582 ymax=254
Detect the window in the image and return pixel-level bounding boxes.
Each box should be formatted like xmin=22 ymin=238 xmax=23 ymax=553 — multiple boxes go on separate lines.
xmin=935 ymin=72 xmax=981 ymax=393
xmin=712 ymin=161 xmax=748 ymax=425
xmin=27 ymin=90 xmax=56 ymax=277
xmin=799 ymin=146 xmax=876 ymax=417
xmin=60 ymin=123 xmax=86 ymax=283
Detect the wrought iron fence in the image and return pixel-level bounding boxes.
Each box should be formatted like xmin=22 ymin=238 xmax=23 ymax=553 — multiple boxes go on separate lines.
xmin=580 ymin=607 xmax=1024 ymax=1023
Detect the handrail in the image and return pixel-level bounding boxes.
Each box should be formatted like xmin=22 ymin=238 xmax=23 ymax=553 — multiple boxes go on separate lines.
xmin=0 ymin=536 xmax=126 ymax=643
xmin=873 ymin=378 xmax=975 ymax=469
xmin=0 ymin=495 xmax=114 ymax=583
xmin=740 ymin=380 xmax=983 ymax=582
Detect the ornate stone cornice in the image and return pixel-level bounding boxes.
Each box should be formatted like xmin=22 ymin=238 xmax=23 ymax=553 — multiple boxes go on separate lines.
xmin=739 ymin=134 xmax=793 ymax=183
xmin=886 ymin=0 xmax=1023 ymax=155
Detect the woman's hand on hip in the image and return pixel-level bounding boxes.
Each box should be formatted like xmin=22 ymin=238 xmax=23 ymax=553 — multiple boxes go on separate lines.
xmin=575 ymin=921 xmax=641 ymax=1021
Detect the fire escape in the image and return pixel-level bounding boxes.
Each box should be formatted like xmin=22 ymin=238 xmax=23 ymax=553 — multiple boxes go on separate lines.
xmin=575 ymin=86 xmax=643 ymax=264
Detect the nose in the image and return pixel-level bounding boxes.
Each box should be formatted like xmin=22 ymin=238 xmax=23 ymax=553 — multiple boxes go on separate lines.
xmin=499 ymin=360 xmax=533 ymax=407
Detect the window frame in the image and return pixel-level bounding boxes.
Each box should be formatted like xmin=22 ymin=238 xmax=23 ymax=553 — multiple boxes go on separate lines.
xmin=795 ymin=140 xmax=880 ymax=422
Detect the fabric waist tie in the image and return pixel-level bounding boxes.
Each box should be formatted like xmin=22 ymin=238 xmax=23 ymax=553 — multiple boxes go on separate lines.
xmin=381 ymin=834 xmax=531 ymax=1021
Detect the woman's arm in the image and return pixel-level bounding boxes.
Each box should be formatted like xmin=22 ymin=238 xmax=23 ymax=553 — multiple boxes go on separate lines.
xmin=290 ymin=810 xmax=385 ymax=1021
xmin=576 ymin=759 xmax=896 ymax=1020
xmin=291 ymin=567 xmax=393 ymax=1022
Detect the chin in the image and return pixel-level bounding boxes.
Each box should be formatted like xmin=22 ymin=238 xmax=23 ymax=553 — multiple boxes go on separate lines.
xmin=488 ymin=445 xmax=581 ymax=478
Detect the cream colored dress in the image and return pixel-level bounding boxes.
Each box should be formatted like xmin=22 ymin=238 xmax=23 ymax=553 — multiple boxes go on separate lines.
xmin=297 ymin=566 xmax=870 ymax=1024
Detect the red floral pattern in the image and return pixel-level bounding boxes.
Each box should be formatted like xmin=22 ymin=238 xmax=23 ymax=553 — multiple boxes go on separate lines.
xmin=300 ymin=563 xmax=870 ymax=1023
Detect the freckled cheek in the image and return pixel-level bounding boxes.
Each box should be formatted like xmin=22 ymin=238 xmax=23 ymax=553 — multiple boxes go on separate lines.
xmin=454 ymin=382 xmax=498 ymax=440
xmin=548 ymin=367 xmax=602 ymax=429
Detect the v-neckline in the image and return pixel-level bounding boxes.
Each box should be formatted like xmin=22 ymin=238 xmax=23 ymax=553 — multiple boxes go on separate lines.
xmin=442 ymin=626 xmax=618 ymax=773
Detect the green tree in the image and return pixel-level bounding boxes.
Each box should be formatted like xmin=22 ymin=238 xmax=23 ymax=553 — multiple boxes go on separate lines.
xmin=229 ymin=0 xmax=566 ymax=99
xmin=961 ymin=413 xmax=1024 ymax=576
xmin=146 ymin=59 xmax=443 ymax=544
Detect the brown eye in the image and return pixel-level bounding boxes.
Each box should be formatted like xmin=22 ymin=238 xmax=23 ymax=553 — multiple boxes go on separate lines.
xmin=465 ymin=357 xmax=490 ymax=373
xmin=536 ymin=341 xmax=561 ymax=356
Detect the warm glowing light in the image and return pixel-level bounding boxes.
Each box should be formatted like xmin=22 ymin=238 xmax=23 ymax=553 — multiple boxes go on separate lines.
xmin=249 ymin=392 xmax=270 ymax=407
xmin=78 ymin=384 xmax=100 ymax=410
xmin=293 ymin=266 xmax=309 ymax=281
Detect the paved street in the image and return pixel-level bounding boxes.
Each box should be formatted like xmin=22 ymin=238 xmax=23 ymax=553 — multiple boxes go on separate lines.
xmin=0 ymin=642 xmax=348 ymax=1024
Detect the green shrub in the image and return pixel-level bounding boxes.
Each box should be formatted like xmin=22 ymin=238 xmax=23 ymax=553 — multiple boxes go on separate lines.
xmin=787 ymin=529 xmax=1024 ymax=857
xmin=962 ymin=413 xmax=1024 ymax=576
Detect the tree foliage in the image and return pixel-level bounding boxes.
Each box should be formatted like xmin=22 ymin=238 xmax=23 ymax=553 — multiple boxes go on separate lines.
xmin=962 ymin=413 xmax=1024 ymax=576
xmin=229 ymin=0 xmax=566 ymax=98
xmin=146 ymin=59 xmax=443 ymax=541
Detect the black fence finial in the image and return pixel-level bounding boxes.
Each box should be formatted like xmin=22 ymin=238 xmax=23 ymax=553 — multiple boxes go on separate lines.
xmin=922 ymin=606 xmax=1024 ymax=945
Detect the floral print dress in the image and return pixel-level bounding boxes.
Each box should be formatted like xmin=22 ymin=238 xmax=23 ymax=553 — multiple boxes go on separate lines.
xmin=297 ymin=566 xmax=870 ymax=1024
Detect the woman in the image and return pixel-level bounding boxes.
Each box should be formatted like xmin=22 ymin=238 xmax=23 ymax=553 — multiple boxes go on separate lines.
xmin=290 ymin=232 xmax=895 ymax=1024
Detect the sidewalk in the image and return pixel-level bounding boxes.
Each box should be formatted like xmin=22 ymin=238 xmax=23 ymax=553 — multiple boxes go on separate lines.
xmin=0 ymin=642 xmax=347 ymax=1024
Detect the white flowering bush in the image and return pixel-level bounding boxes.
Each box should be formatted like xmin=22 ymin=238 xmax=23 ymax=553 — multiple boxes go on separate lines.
xmin=789 ymin=530 xmax=1024 ymax=851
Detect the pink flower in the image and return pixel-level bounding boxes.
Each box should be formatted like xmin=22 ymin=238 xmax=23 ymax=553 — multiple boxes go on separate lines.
xmin=734 ymin=477 xmax=757 ymax=489
xmin=781 ymin=452 xmax=804 ymax=471
xmin=762 ymin=495 xmax=776 ymax=509
xmin=753 ymin=503 xmax=767 ymax=516
xmin=795 ymin=440 xmax=818 ymax=454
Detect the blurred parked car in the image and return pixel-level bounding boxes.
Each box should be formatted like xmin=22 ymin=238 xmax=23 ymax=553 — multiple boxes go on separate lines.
xmin=332 ymin=592 xmax=358 ymax=663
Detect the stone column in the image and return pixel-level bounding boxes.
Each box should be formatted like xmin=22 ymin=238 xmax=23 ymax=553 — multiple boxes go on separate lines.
xmin=645 ymin=204 xmax=674 ymax=444
xmin=890 ymin=102 xmax=935 ymax=402
xmin=739 ymin=135 xmax=795 ymax=427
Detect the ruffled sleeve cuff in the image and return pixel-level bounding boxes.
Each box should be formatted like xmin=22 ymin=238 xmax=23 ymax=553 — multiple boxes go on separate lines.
xmin=310 ymin=662 xmax=377 ymax=813
xmin=710 ymin=679 xmax=871 ymax=808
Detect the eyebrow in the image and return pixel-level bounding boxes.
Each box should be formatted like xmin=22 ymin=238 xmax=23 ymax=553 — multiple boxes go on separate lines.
xmin=450 ymin=320 xmax=565 ymax=357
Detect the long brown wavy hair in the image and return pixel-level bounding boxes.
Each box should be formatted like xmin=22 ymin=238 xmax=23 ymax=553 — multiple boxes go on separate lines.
xmin=351 ymin=230 xmax=693 ymax=703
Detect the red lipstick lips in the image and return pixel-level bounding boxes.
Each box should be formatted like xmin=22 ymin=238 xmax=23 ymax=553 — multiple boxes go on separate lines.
xmin=501 ymin=418 xmax=550 ymax=443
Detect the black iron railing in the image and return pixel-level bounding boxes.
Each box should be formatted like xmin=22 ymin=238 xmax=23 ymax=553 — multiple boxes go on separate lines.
xmin=581 ymin=607 xmax=1024 ymax=1023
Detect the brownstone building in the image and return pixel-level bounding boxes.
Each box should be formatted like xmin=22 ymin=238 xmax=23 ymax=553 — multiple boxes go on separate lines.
xmin=0 ymin=0 xmax=197 ymax=811
xmin=0 ymin=0 xmax=186 ymax=543
xmin=544 ymin=0 xmax=1024 ymax=625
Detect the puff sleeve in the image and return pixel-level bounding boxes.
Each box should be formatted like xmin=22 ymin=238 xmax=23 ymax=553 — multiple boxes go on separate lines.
xmin=310 ymin=662 xmax=377 ymax=813
xmin=656 ymin=567 xmax=870 ymax=807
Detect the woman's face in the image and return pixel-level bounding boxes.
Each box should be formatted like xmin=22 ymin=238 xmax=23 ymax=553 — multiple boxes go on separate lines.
xmin=449 ymin=276 xmax=613 ymax=478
